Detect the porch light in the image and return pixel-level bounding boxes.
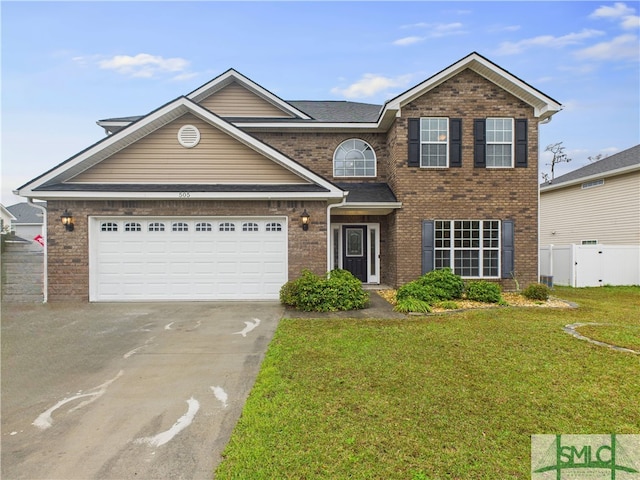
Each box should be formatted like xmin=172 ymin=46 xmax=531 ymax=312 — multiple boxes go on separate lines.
xmin=60 ymin=210 xmax=74 ymax=232
xmin=300 ymin=209 xmax=310 ymax=231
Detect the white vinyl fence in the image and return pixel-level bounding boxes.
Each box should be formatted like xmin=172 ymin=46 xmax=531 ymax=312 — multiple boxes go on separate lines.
xmin=540 ymin=244 xmax=640 ymax=287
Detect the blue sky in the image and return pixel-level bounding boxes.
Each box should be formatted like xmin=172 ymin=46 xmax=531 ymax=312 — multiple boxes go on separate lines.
xmin=2 ymin=1 xmax=639 ymax=206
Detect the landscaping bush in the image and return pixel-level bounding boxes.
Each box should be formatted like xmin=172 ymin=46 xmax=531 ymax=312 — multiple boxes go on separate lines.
xmin=396 ymin=281 xmax=439 ymax=304
xmin=279 ymin=269 xmax=369 ymax=312
xmin=466 ymin=281 xmax=502 ymax=304
xmin=416 ymin=268 xmax=465 ymax=300
xmin=396 ymin=268 xmax=465 ymax=308
xmin=522 ymin=283 xmax=550 ymax=301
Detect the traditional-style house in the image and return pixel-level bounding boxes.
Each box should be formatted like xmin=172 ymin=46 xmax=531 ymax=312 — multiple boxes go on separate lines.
xmin=16 ymin=52 xmax=561 ymax=301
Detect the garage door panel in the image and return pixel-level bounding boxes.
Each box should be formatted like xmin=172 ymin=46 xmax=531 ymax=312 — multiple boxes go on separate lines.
xmin=92 ymin=217 xmax=287 ymax=301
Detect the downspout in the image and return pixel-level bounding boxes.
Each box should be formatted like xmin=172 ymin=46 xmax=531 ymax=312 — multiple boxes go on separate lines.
xmin=28 ymin=198 xmax=47 ymax=303
xmin=537 ymin=115 xmax=552 ymax=285
xmin=326 ymin=193 xmax=349 ymax=273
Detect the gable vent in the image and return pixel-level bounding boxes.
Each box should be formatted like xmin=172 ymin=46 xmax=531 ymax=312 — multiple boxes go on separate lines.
xmin=178 ymin=124 xmax=201 ymax=148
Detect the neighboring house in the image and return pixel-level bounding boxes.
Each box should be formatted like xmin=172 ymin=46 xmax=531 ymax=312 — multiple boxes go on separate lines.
xmin=1 ymin=204 xmax=16 ymax=235
xmin=16 ymin=52 xmax=561 ymax=302
xmin=540 ymin=144 xmax=640 ymax=246
xmin=6 ymin=202 xmax=46 ymax=245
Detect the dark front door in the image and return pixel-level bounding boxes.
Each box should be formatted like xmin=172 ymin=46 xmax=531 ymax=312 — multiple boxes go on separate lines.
xmin=342 ymin=226 xmax=367 ymax=282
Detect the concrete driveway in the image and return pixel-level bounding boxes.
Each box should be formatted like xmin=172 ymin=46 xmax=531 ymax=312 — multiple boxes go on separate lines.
xmin=1 ymin=301 xmax=283 ymax=479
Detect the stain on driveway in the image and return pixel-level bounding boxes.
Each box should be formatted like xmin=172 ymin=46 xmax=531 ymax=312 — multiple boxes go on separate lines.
xmin=1 ymin=301 xmax=283 ymax=479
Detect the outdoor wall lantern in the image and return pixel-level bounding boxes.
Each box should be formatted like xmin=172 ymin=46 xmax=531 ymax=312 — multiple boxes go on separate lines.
xmin=60 ymin=210 xmax=74 ymax=232
xmin=300 ymin=209 xmax=310 ymax=231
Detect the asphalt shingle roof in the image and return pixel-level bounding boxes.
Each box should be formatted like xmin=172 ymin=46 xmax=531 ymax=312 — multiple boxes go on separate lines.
xmin=336 ymin=183 xmax=397 ymax=203
xmin=6 ymin=202 xmax=46 ymax=224
xmin=541 ymin=144 xmax=640 ymax=188
xmin=288 ymin=101 xmax=382 ymax=122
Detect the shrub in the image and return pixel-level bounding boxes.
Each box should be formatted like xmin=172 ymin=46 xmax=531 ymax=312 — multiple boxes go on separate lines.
xmin=396 ymin=268 xmax=465 ymax=306
xmin=396 ymin=281 xmax=439 ymax=304
xmin=416 ymin=268 xmax=465 ymax=300
xmin=522 ymin=283 xmax=550 ymax=301
xmin=394 ymin=297 xmax=432 ymax=314
xmin=279 ymin=269 xmax=369 ymax=312
xmin=466 ymin=281 xmax=502 ymax=303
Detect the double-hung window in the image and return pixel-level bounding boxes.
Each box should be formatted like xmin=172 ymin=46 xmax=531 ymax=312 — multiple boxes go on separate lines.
xmin=434 ymin=220 xmax=500 ymax=278
xmin=486 ymin=118 xmax=513 ymax=167
xmin=420 ymin=118 xmax=449 ymax=167
xmin=409 ymin=117 xmax=461 ymax=168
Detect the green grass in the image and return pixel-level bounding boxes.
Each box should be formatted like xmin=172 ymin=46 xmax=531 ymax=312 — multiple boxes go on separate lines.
xmin=215 ymin=286 xmax=640 ymax=479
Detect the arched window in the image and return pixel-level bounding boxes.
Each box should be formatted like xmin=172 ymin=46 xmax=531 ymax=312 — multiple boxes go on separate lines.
xmin=333 ymin=139 xmax=376 ymax=177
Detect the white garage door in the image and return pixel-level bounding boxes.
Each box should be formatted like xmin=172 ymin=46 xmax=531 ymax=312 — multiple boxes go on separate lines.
xmin=90 ymin=217 xmax=287 ymax=301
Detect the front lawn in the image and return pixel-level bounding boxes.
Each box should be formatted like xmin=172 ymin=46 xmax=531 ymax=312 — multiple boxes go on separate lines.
xmin=215 ymin=286 xmax=640 ymax=479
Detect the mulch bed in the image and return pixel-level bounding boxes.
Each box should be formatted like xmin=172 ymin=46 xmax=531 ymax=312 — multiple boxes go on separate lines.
xmin=377 ymin=290 xmax=572 ymax=313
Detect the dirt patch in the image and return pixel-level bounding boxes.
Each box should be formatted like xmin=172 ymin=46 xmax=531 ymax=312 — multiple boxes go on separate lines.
xmin=377 ymin=290 xmax=572 ymax=313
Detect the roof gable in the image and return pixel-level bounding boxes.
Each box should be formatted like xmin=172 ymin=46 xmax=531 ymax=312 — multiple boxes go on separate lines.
xmin=187 ymin=69 xmax=311 ymax=119
xmin=17 ymin=97 xmax=344 ymax=200
xmin=385 ymin=52 xmax=562 ymax=120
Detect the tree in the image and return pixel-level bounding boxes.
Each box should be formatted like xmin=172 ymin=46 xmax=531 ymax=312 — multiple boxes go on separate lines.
xmin=544 ymin=142 xmax=571 ymax=181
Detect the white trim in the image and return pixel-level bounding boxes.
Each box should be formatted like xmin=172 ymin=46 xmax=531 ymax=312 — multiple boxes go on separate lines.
xmin=332 ymin=138 xmax=377 ymax=178
xmin=330 ymin=222 xmax=380 ymax=284
xmin=16 ymin=190 xmax=345 ymax=201
xmin=485 ymin=117 xmax=514 ymax=169
xmin=419 ymin=117 xmax=449 ymax=168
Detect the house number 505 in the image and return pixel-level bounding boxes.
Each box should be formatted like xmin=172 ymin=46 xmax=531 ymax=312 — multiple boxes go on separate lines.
xmin=178 ymin=192 xmax=191 ymax=198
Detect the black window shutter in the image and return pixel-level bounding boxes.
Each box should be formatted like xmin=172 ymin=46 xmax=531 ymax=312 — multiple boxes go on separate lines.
xmin=501 ymin=219 xmax=515 ymax=279
xmin=422 ymin=220 xmax=435 ymax=275
xmin=515 ymin=118 xmax=528 ymax=168
xmin=474 ymin=119 xmax=486 ymax=168
xmin=449 ymin=118 xmax=462 ymax=167
xmin=408 ymin=118 xmax=420 ymax=167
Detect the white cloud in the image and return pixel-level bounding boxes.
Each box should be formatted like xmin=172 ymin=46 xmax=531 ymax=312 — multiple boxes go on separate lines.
xmin=590 ymin=2 xmax=635 ymax=19
xmin=621 ymin=14 xmax=640 ymax=29
xmin=590 ymin=2 xmax=640 ymax=30
xmin=393 ymin=36 xmax=424 ymax=46
xmin=97 ymin=53 xmax=190 ymax=78
xmin=331 ymin=73 xmax=413 ymax=99
xmin=495 ymin=29 xmax=605 ymax=55
xmin=575 ymin=33 xmax=640 ymax=61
